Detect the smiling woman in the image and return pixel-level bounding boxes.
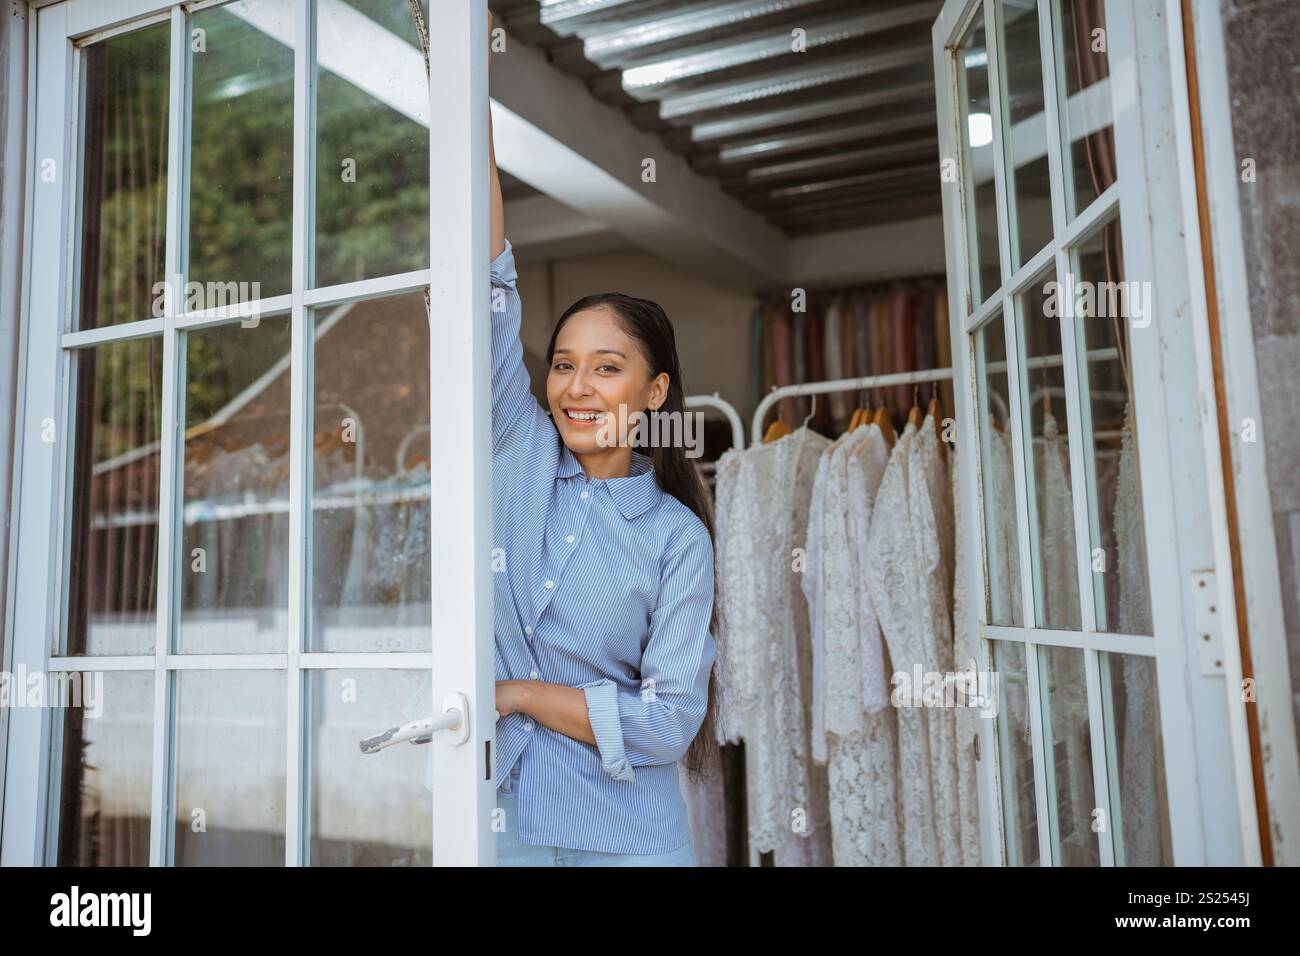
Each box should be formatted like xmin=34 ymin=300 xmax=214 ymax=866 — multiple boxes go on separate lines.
xmin=485 ymin=20 xmax=720 ymax=864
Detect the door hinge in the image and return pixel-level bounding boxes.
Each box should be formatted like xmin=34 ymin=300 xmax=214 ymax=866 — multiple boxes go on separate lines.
xmin=1192 ymin=569 xmax=1224 ymax=676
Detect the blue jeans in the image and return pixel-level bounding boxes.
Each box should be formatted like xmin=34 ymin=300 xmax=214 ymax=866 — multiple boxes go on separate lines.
xmin=494 ymin=765 xmax=698 ymax=867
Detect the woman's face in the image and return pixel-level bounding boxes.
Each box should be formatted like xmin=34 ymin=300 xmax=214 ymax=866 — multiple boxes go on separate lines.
xmin=547 ymin=307 xmax=669 ymax=458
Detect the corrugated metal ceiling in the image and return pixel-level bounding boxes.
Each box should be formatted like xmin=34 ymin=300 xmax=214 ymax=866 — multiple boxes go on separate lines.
xmin=491 ymin=0 xmax=944 ymax=236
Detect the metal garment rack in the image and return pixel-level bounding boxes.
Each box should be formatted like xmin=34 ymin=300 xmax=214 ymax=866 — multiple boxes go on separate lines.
xmin=752 ymin=367 xmax=956 ymax=445
xmin=751 ymin=348 xmax=1122 ymax=445
xmin=686 ymin=392 xmax=746 ymax=452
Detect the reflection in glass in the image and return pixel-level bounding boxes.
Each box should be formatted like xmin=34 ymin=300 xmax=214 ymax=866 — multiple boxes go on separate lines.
xmin=308 ymin=670 xmax=432 ymax=865
xmin=958 ymin=12 xmax=1001 ymax=304
xmin=66 ymin=339 xmax=163 ymax=656
xmin=189 ymin=0 xmax=294 ymax=299
xmin=1074 ymin=217 xmax=1150 ymax=633
xmin=994 ymin=640 xmax=1038 ymax=865
xmin=1058 ymin=0 xmax=1117 ymax=219
xmin=1038 ymin=644 xmax=1098 ymax=865
xmin=312 ymin=294 xmax=431 ymax=652
xmin=315 ymin=0 xmax=430 ymax=287
xmin=78 ymin=22 xmax=170 ymax=330
xmin=1017 ymin=273 xmax=1080 ymax=630
xmin=978 ymin=313 xmax=1022 ymax=626
xmin=999 ymin=1 xmax=1053 ymax=267
xmin=179 ymin=318 xmax=294 ymax=654
xmin=1103 ymin=652 xmax=1170 ymax=865
xmin=173 ymin=669 xmax=286 ymax=866
xmin=56 ymin=670 xmax=153 ymax=865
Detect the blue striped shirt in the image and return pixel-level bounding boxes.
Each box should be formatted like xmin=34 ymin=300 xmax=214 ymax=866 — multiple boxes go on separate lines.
xmin=489 ymin=239 xmax=718 ymax=854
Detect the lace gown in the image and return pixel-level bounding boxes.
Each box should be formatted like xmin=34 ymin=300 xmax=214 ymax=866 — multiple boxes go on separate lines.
xmin=950 ymin=446 xmax=986 ymax=865
xmin=865 ymin=422 xmax=943 ymax=865
xmin=822 ymin=425 xmax=904 ymax=865
xmin=1114 ymin=402 xmax=1163 ymax=865
xmin=1039 ymin=411 xmax=1094 ymax=864
xmin=906 ymin=414 xmax=963 ymax=866
xmin=716 ymin=429 xmax=833 ymax=865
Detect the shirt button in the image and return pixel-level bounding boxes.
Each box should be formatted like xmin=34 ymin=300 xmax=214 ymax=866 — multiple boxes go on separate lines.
xmin=544 ymin=580 xmax=554 ymax=590
xmin=524 ymin=625 xmax=533 ymax=636
xmin=565 ymin=534 xmax=575 ymax=544
xmin=580 ymin=490 xmax=589 ymax=499
xmin=529 ymin=669 xmax=539 ymax=680
xmin=523 ymin=718 xmax=534 ymax=731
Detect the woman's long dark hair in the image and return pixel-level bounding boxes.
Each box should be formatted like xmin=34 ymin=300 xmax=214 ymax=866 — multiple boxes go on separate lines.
xmin=547 ymin=292 xmax=722 ymax=781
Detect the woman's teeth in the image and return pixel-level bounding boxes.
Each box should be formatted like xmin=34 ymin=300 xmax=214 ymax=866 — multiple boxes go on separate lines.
xmin=566 ymin=410 xmax=603 ymax=422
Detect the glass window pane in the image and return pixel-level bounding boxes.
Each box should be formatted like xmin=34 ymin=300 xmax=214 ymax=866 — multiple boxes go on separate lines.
xmin=958 ymin=11 xmax=1001 ymax=305
xmin=308 ymin=670 xmax=432 ymax=865
xmin=1058 ymin=0 xmax=1116 ymax=219
xmin=1102 ymin=651 xmax=1171 ymax=865
xmin=56 ymin=670 xmax=153 ymax=865
xmin=77 ymin=22 xmax=170 ymax=330
xmin=999 ymin=0 xmax=1053 ymax=268
xmin=66 ymin=339 xmax=163 ymax=656
xmin=1016 ymin=272 xmax=1081 ymax=630
xmin=315 ymin=0 xmax=430 ymax=287
xmin=1074 ymin=217 xmax=1151 ymax=633
xmin=189 ymin=0 xmax=295 ymax=299
xmin=173 ymin=669 xmax=286 ymax=865
xmin=978 ymin=312 xmax=1022 ymax=626
xmin=311 ymin=293 xmax=431 ymax=652
xmin=993 ymin=640 xmax=1038 ymax=865
xmin=179 ymin=317 xmax=293 ymax=655
xmin=1038 ymin=644 xmax=1099 ymax=865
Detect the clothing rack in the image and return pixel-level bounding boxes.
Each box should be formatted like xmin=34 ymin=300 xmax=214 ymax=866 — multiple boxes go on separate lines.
xmin=685 ymin=393 xmax=746 ymax=453
xmin=753 ymin=367 xmax=955 ymax=445
xmin=751 ymin=347 xmax=1124 ymax=445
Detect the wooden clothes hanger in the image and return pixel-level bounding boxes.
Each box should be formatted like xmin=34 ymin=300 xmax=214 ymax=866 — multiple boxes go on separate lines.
xmin=873 ymin=404 xmax=896 ymax=446
xmin=906 ymin=384 xmax=922 ymax=429
xmin=763 ymin=418 xmax=791 ymax=443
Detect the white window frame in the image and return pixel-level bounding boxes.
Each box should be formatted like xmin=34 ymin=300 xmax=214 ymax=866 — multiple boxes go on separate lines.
xmin=934 ymin=0 xmax=1262 ymax=865
xmin=1 ymin=0 xmax=494 ymax=866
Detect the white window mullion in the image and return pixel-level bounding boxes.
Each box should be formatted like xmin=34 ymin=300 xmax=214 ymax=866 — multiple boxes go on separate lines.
xmin=1023 ymin=641 xmax=1055 ymax=865
xmin=285 ymin=0 xmax=317 ymax=868
xmin=1089 ymin=648 xmax=1122 ymax=864
xmin=1046 ymin=0 xmax=1079 ymax=217
xmin=148 ymin=4 xmax=189 ymax=869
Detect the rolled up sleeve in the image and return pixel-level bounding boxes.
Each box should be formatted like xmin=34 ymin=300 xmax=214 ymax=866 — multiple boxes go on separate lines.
xmin=580 ymin=525 xmax=717 ymax=783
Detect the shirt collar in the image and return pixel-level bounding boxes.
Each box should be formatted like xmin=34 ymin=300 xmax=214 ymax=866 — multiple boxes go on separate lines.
xmin=557 ymin=445 xmax=661 ymax=520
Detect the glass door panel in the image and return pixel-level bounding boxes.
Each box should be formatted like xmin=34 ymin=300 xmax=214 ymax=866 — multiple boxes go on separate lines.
xmin=956 ymin=11 xmax=1001 ymax=306
xmin=1014 ymin=272 xmax=1080 ymax=631
xmin=996 ymin=0 xmax=1052 ymax=267
xmin=936 ymin=0 xmax=1176 ymax=867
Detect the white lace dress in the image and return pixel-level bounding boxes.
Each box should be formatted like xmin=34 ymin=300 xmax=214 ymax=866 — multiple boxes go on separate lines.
xmin=825 ymin=425 xmax=904 ymax=865
xmin=865 ymin=422 xmax=943 ymax=865
xmin=1038 ymin=411 xmax=1095 ymax=864
xmin=1114 ymin=402 xmax=1164 ymax=865
xmin=717 ymin=429 xmax=833 ymax=865
xmin=987 ymin=426 xmax=1023 ymax=626
xmin=950 ymin=447 xmax=984 ymax=865
xmin=906 ymin=414 xmax=963 ymax=866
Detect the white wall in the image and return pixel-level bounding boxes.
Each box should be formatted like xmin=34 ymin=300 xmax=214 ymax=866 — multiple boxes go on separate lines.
xmin=514 ymin=250 xmax=759 ymax=419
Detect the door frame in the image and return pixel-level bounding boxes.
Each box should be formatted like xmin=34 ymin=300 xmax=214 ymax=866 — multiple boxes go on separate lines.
xmin=1 ymin=0 xmax=494 ymax=866
xmin=933 ymin=0 xmax=1267 ymax=865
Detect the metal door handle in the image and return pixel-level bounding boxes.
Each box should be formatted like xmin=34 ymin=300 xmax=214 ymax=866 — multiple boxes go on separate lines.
xmin=360 ymin=692 xmax=470 ymax=753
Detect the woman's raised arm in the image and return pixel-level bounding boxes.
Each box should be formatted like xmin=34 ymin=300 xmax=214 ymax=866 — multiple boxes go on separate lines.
xmin=489 ymin=11 xmax=504 ymax=261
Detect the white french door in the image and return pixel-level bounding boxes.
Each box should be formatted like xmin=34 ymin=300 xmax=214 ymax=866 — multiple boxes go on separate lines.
xmin=933 ymin=0 xmax=1261 ymax=864
xmin=1 ymin=0 xmax=494 ymax=866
